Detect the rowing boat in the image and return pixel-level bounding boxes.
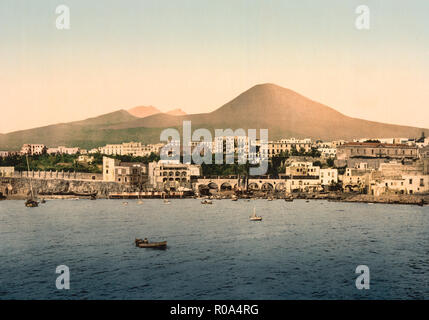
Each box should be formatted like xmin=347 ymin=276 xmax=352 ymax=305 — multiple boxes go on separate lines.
xmin=135 ymin=239 xmax=167 ymax=248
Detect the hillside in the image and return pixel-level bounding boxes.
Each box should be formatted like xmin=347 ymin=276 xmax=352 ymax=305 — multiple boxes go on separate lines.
xmin=0 ymin=84 xmax=428 ymax=150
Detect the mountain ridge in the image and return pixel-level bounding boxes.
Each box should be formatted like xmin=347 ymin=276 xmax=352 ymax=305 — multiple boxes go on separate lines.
xmin=0 ymin=83 xmax=427 ymax=150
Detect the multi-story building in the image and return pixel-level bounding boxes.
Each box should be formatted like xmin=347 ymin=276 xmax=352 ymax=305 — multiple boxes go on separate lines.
xmin=47 ymin=146 xmax=80 ymax=155
xmin=285 ymin=161 xmax=320 ymax=177
xmin=320 ymin=168 xmax=338 ymax=186
xmin=101 ymin=144 xmax=125 ymax=156
xmin=148 ymin=161 xmax=201 ymax=190
xmin=103 ymin=156 xmax=120 ymax=182
xmin=20 ymin=144 xmax=47 ymax=155
xmin=0 ymin=151 xmax=9 ymax=158
xmin=337 ymin=142 xmax=418 ymax=161
xmin=102 ymin=156 xmax=148 ymax=186
xmin=318 ymin=147 xmax=337 ymax=159
xmin=114 ymin=162 xmax=148 ymax=186
xmin=340 ymin=163 xmax=374 ymax=192
xmin=101 ymin=142 xmax=165 ymax=157
xmin=371 ymin=175 xmax=429 ymax=196
xmin=268 ymin=138 xmax=312 ymax=157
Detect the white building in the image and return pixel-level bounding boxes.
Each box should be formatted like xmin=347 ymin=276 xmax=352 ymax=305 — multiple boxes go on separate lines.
xmin=371 ymin=175 xmax=429 ymax=196
xmin=318 ymin=147 xmax=337 ymax=159
xmin=20 ymin=144 xmax=46 ymax=155
xmin=148 ymin=161 xmax=201 ymax=190
xmin=103 ymin=156 xmax=120 ymax=182
xmin=101 ymin=142 xmax=165 ymax=157
xmin=47 ymin=146 xmax=80 ymax=155
xmin=320 ymin=168 xmax=338 ymax=186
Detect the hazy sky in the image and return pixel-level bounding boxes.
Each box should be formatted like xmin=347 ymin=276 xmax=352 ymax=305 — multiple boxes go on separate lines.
xmin=1 ymin=0 xmax=429 ymax=133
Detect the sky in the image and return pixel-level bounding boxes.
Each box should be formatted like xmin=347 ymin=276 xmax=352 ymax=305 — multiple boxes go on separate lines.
xmin=1 ymin=0 xmax=429 ymax=133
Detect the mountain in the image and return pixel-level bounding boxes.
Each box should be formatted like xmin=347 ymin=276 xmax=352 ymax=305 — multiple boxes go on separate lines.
xmin=0 ymin=83 xmax=428 ymax=150
xmin=166 ymin=108 xmax=187 ymax=116
xmin=127 ymin=106 xmax=161 ymax=118
xmin=0 ymin=110 xmax=142 ymax=150
xmin=107 ymin=83 xmax=429 ymax=141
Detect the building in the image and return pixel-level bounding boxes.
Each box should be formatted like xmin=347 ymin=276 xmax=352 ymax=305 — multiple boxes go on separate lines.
xmin=148 ymin=161 xmax=201 ymax=190
xmin=340 ymin=163 xmax=374 ymax=192
xmin=103 ymin=156 xmax=120 ymax=181
xmin=371 ymin=175 xmax=429 ymax=196
xmin=318 ymin=147 xmax=337 ymax=159
xmin=114 ymin=162 xmax=148 ymax=186
xmin=337 ymin=142 xmax=418 ymax=161
xmin=0 ymin=167 xmax=14 ymax=177
xmin=419 ymin=145 xmax=429 ymax=159
xmin=336 ymin=142 xmax=419 ymax=169
xmin=268 ymin=138 xmax=312 ymax=157
xmin=285 ymin=176 xmax=321 ymax=193
xmin=285 ymin=161 xmax=320 ymax=177
xmin=320 ymin=168 xmax=338 ymax=186
xmin=369 ymin=160 xmax=429 ymax=195
xmin=0 ymin=151 xmax=9 ymax=158
xmin=101 ymin=142 xmax=164 ymax=157
xmin=88 ymin=148 xmax=101 ymax=154
xmin=77 ymin=155 xmax=95 ymax=164
xmin=102 ymin=156 xmax=148 ymax=186
xmin=20 ymin=144 xmax=47 ymax=155
xmin=47 ymin=146 xmax=80 ymax=155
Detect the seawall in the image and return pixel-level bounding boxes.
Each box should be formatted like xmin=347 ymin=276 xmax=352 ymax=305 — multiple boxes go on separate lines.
xmin=0 ymin=177 xmax=131 ymax=199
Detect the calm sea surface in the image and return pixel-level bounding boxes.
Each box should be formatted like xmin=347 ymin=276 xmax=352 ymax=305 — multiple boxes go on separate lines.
xmin=0 ymin=199 xmax=428 ymax=299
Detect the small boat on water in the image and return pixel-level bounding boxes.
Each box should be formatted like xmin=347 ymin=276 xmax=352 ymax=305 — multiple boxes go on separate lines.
xmin=24 ymin=155 xmax=38 ymax=208
xmin=201 ymin=199 xmax=213 ymax=204
xmin=41 ymin=199 xmax=46 ymax=204
xmin=123 ymin=201 xmax=128 ymax=205
xmin=231 ymin=197 xmax=238 ymax=201
xmin=135 ymin=238 xmax=167 ymax=249
xmin=25 ymin=199 xmax=39 ymax=207
xmin=249 ymin=208 xmax=262 ymax=221
xmin=164 ymin=199 xmax=171 ymax=204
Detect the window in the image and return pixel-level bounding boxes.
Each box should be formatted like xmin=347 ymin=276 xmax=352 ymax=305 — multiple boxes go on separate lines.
xmin=409 ymin=179 xmax=413 ymax=184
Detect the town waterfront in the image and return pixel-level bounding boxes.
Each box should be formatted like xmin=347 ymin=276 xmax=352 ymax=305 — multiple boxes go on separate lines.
xmin=0 ymin=199 xmax=428 ymax=299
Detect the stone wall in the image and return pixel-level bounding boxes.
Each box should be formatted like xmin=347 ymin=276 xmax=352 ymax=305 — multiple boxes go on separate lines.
xmin=13 ymin=171 xmax=103 ymax=181
xmin=0 ymin=177 xmax=133 ymax=199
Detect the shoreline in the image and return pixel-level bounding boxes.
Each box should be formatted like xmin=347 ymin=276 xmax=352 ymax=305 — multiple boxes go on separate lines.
xmin=2 ymin=192 xmax=428 ymax=206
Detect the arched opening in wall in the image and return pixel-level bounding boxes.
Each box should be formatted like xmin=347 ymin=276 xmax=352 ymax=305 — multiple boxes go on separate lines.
xmin=261 ymin=183 xmax=274 ymax=192
xmin=275 ymin=183 xmax=286 ymax=191
xmin=248 ymin=183 xmax=259 ymax=191
xmin=208 ymin=182 xmax=219 ymax=191
xmin=198 ymin=184 xmax=210 ymax=196
xmin=220 ymin=182 xmax=232 ymax=191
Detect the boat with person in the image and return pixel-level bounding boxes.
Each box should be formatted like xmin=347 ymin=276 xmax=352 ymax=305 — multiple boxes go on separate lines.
xmin=135 ymin=238 xmax=167 ymax=249
xmin=201 ymin=199 xmax=213 ymax=204
xmin=249 ymin=207 xmax=262 ymax=221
